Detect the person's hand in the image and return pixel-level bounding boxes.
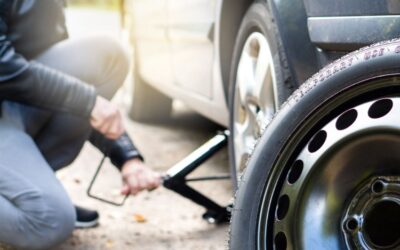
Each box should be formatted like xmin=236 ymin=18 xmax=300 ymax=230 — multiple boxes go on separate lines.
xmin=120 ymin=158 xmax=162 ymax=195
xmin=90 ymin=96 xmax=125 ymax=139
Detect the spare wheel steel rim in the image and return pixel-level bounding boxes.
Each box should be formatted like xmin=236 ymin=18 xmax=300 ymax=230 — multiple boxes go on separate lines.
xmin=259 ymin=96 xmax=400 ymax=250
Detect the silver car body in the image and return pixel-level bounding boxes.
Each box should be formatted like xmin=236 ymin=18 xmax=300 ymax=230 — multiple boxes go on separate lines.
xmin=125 ymin=0 xmax=229 ymax=126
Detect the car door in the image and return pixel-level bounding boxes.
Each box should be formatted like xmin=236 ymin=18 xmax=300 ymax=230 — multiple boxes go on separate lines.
xmin=167 ymin=0 xmax=218 ymax=98
xmin=128 ymin=0 xmax=174 ymax=87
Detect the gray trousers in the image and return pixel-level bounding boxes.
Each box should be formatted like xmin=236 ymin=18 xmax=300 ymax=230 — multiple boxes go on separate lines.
xmin=0 ymin=36 xmax=129 ymax=249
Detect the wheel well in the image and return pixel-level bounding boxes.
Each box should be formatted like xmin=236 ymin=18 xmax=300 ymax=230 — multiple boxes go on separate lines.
xmin=219 ymin=0 xmax=255 ymax=101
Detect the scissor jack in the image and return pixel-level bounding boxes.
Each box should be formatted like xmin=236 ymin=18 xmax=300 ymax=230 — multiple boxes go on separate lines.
xmin=163 ymin=130 xmax=231 ymax=224
xmin=88 ymin=130 xmax=232 ymax=224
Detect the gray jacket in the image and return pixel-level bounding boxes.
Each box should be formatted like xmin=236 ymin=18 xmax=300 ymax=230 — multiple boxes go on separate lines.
xmin=0 ymin=0 xmax=143 ymax=169
xmin=0 ymin=0 xmax=95 ymax=117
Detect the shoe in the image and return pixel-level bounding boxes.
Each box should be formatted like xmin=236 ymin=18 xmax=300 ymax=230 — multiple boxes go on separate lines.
xmin=75 ymin=205 xmax=99 ymax=228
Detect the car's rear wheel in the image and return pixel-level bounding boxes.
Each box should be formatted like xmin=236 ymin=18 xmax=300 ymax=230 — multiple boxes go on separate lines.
xmin=229 ymin=2 xmax=292 ymax=187
xmin=230 ymin=39 xmax=400 ymax=250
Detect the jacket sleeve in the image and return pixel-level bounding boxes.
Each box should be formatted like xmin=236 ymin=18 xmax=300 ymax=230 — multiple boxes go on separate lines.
xmin=0 ymin=13 xmax=96 ymax=117
xmin=89 ymin=130 xmax=144 ymax=171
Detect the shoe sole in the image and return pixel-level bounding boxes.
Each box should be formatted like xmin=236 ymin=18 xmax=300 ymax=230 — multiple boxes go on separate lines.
xmin=75 ymin=219 xmax=99 ymax=229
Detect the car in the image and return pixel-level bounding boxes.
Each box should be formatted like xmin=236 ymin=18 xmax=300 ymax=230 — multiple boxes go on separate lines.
xmin=122 ymin=0 xmax=400 ymax=186
xmin=123 ymin=1 xmax=400 ymax=249
xmin=122 ymin=0 xmax=299 ymax=186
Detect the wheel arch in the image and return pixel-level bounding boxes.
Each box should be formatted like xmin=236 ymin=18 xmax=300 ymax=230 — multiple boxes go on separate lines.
xmin=219 ymin=0 xmax=254 ymax=102
xmin=219 ymin=0 xmax=320 ymax=103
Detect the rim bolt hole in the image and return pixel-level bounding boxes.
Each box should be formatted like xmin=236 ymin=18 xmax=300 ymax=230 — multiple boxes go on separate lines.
xmin=345 ymin=217 xmax=359 ymax=233
xmin=371 ymin=180 xmax=385 ymax=194
xmin=276 ymin=195 xmax=290 ymax=221
xmin=287 ymin=160 xmax=303 ymax=184
xmin=308 ymin=130 xmax=327 ymax=153
xmin=336 ymin=109 xmax=358 ymax=130
xmin=368 ymin=99 xmax=393 ymax=119
xmin=274 ymin=232 xmax=287 ymax=250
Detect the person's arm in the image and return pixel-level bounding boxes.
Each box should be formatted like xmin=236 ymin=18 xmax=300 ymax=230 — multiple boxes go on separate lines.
xmin=0 ymin=11 xmax=123 ymax=139
xmin=0 ymin=13 xmax=96 ymax=117
xmin=89 ymin=130 xmax=144 ymax=170
xmin=89 ymin=130 xmax=162 ymax=195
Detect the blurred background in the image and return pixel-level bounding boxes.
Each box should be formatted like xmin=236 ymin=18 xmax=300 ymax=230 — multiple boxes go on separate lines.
xmin=68 ymin=0 xmax=121 ymax=10
xmin=0 ymin=1 xmax=232 ymax=249
xmin=57 ymin=0 xmax=231 ymax=250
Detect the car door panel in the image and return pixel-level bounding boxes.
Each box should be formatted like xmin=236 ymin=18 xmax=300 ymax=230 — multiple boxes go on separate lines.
xmin=168 ymin=0 xmax=217 ymax=98
xmin=129 ymin=0 xmax=174 ymax=87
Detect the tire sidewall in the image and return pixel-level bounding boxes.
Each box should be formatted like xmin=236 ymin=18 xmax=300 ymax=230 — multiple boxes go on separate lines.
xmin=230 ymin=40 xmax=400 ymax=249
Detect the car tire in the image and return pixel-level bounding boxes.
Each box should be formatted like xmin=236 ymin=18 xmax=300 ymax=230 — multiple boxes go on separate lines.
xmin=230 ymin=39 xmax=400 ymax=249
xmin=228 ymin=2 xmax=293 ymax=188
xmin=129 ymin=51 xmax=172 ymax=123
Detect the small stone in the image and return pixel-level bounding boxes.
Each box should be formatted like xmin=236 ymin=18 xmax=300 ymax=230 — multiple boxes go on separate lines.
xmin=133 ymin=213 xmax=147 ymax=223
xmin=105 ymin=239 xmax=114 ymax=248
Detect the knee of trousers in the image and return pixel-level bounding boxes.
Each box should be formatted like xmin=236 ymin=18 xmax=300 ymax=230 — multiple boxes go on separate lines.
xmin=14 ymin=191 xmax=76 ymax=250
xmin=97 ymin=36 xmax=130 ymax=96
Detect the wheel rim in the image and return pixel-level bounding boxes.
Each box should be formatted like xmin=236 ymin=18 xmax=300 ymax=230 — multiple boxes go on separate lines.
xmin=233 ymin=32 xmax=278 ymax=172
xmin=260 ymin=96 xmax=400 ymax=250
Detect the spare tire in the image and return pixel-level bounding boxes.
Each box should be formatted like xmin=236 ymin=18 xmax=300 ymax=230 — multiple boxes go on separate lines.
xmin=230 ymin=39 xmax=400 ymax=249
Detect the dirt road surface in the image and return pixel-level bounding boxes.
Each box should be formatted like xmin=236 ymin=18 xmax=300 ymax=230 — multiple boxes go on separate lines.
xmin=0 ymin=8 xmax=232 ymax=250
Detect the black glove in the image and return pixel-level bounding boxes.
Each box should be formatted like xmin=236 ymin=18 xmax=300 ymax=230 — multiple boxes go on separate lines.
xmin=89 ymin=130 xmax=144 ymax=170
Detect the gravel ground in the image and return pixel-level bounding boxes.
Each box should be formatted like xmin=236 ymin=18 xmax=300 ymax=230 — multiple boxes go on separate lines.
xmin=0 ymin=8 xmax=232 ymax=250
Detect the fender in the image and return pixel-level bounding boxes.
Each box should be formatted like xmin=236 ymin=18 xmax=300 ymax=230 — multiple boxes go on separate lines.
xmin=268 ymin=0 xmax=319 ymax=88
xmin=218 ymin=0 xmax=320 ymax=104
